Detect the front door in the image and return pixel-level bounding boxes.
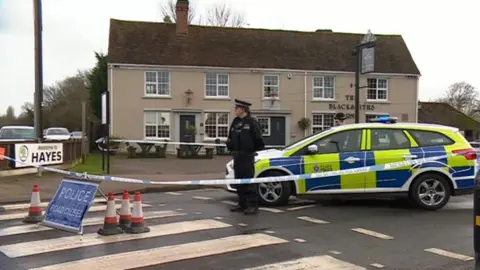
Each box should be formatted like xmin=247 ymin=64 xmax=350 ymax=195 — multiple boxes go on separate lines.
xmin=300 ymin=129 xmax=366 ymax=192
xmin=256 ymin=116 xmax=286 ymax=147
xmin=179 ymin=115 xmax=196 ymax=142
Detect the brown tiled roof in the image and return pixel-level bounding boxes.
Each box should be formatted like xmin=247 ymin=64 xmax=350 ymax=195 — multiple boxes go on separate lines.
xmin=418 ymin=102 xmax=480 ymax=130
xmin=108 ymin=19 xmax=420 ymax=75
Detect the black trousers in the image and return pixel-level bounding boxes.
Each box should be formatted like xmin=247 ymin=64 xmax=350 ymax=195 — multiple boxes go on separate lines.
xmin=232 ymin=154 xmax=258 ymax=208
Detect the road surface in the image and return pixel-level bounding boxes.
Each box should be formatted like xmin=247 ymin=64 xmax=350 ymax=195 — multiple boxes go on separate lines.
xmin=0 ymin=188 xmax=475 ymax=269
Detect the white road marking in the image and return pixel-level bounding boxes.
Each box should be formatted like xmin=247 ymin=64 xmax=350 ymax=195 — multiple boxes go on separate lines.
xmin=195 ymin=212 xmax=202 ymax=215
xmin=0 ymin=203 xmax=152 ymax=221
xmin=30 ymin=234 xmax=288 ymax=270
xmin=286 ymin=205 xmax=316 ymax=211
xmin=193 ymin=196 xmax=213 ymax=200
xmin=370 ymin=263 xmax=385 ymax=268
xmin=265 ymin=230 xmax=276 ymax=234
xmin=0 ymin=219 xmax=231 ymax=258
xmin=237 ymin=223 xmax=248 ymax=227
xmin=0 ymin=198 xmax=116 ymax=211
xmin=329 ymin=250 xmax=342 ymax=255
xmin=165 ymin=192 xmax=182 ymax=195
xmin=176 ymin=208 xmax=183 ymax=211
xmin=0 ymin=211 xmax=184 ymax=237
xmin=244 ymin=255 xmax=366 ymax=270
xmin=424 ymin=248 xmax=474 ymax=261
xmin=157 ymin=204 xmax=166 ymax=207
xmin=259 ymin=207 xmax=284 ymax=213
xmin=294 ymin=238 xmax=306 ymax=243
xmin=214 ymin=217 xmax=223 ymax=220
xmin=350 ymin=228 xmax=394 ymax=240
xmin=297 ymin=216 xmax=329 ymax=224
xmin=221 ymin=200 xmax=237 ymax=205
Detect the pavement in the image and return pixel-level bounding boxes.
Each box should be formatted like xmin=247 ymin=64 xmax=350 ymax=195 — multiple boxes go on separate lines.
xmin=0 ymin=188 xmax=476 ymax=269
xmin=0 ymin=155 xmax=230 ymax=203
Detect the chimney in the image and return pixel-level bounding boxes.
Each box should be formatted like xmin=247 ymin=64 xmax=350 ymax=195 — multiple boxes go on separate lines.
xmin=176 ymin=0 xmax=189 ymax=36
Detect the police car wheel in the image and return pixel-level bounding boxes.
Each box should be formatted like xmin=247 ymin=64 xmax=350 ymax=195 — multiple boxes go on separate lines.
xmin=257 ymin=171 xmax=292 ymax=206
xmin=409 ymin=173 xmax=451 ymax=211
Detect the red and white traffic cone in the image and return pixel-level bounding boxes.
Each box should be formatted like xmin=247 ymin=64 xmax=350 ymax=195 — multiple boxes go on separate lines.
xmin=125 ymin=191 xmax=150 ymax=234
xmin=23 ymin=184 xmax=43 ymax=224
xmin=118 ymin=190 xmax=131 ymax=230
xmin=97 ymin=192 xmax=123 ymax=236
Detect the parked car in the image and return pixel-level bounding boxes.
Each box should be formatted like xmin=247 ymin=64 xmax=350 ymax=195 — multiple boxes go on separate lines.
xmin=44 ymin=127 xmax=71 ymax=141
xmin=225 ymin=117 xmax=477 ymax=211
xmin=0 ymin=126 xmax=36 ymax=141
xmin=70 ymin=131 xmax=86 ymax=140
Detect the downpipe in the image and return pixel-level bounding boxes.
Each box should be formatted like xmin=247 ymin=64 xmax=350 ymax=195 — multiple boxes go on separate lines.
xmin=474 ymin=176 xmax=480 ymax=269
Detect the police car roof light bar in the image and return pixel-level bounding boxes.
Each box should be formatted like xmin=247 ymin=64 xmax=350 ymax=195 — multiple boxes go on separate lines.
xmin=368 ymin=116 xmax=398 ymax=124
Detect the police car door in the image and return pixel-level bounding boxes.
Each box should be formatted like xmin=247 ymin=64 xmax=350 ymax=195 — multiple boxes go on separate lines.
xmin=302 ymin=128 xmax=366 ymax=193
xmin=365 ymin=128 xmax=419 ymax=191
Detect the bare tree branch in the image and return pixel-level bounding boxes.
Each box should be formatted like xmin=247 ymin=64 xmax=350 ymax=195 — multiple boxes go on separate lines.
xmin=206 ymin=3 xmax=247 ymax=27
xmin=433 ymin=81 xmax=479 ymax=116
xmin=160 ymin=0 xmax=198 ymax=24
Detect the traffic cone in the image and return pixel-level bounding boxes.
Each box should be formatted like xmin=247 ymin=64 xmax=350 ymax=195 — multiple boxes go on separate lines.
xmin=97 ymin=192 xmax=123 ymax=236
xmin=118 ymin=190 xmax=131 ymax=229
xmin=23 ymin=185 xmax=43 ymax=224
xmin=125 ymin=192 xmax=150 ymax=234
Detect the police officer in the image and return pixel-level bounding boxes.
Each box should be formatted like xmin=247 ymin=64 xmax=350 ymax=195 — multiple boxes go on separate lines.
xmin=334 ymin=112 xmax=347 ymax=126
xmin=226 ymin=99 xmax=265 ymax=215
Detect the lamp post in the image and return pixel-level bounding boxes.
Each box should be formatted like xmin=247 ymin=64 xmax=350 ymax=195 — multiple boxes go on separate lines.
xmin=33 ymin=0 xmax=44 ymax=142
xmin=352 ymin=30 xmax=377 ymax=123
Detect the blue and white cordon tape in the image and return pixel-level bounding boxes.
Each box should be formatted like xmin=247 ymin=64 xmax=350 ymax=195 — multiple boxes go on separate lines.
xmin=0 ymin=150 xmax=469 ymax=186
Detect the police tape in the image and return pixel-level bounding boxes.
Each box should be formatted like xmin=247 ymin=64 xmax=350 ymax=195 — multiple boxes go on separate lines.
xmin=0 ymin=150 xmax=465 ymax=186
xmin=104 ymin=138 xmax=285 ymax=148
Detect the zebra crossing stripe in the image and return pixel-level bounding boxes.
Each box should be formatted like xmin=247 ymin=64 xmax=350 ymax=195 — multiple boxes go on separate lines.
xmin=29 ymin=233 xmax=288 ymax=270
xmin=0 ymin=210 xmax=185 ymax=237
xmin=0 ymin=219 xmax=231 ymax=258
xmin=0 ymin=198 xmax=117 ymax=211
xmin=0 ymin=203 xmax=152 ymax=221
xmin=243 ymin=255 xmax=366 ymax=270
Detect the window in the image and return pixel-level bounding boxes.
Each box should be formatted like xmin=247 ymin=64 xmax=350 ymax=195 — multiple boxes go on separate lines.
xmin=263 ymin=75 xmax=279 ymax=98
xmin=367 ymin=78 xmax=388 ymax=101
xmin=365 ymin=113 xmax=390 ymax=122
xmin=312 ymin=76 xmax=335 ymax=100
xmin=313 ymin=129 xmax=363 ymax=154
xmin=256 ymin=117 xmax=270 ymax=136
xmin=145 ymin=71 xmax=170 ymax=96
xmin=204 ymin=112 xmax=229 ymax=139
xmin=408 ymin=130 xmax=454 ymax=147
xmin=370 ymin=129 xmax=411 ymax=150
xmin=144 ymin=111 xmax=170 ymax=139
xmin=312 ymin=113 xmax=335 ymax=133
xmin=205 ymin=73 xmax=229 ymax=97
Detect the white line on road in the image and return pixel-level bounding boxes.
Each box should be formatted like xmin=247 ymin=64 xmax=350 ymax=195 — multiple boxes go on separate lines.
xmin=259 ymin=207 xmax=284 ymax=213
xmin=350 ymin=228 xmax=394 ymax=240
xmin=30 ymin=234 xmax=288 ymax=270
xmin=297 ymin=216 xmax=329 ymax=224
xmin=0 ymin=211 xmax=185 ymax=237
xmin=294 ymin=238 xmax=306 ymax=243
xmin=165 ymin=192 xmax=182 ymax=196
xmin=0 ymin=219 xmax=232 ymax=258
xmin=329 ymin=250 xmax=342 ymax=255
xmin=0 ymin=198 xmax=117 ymax=211
xmin=221 ymin=200 xmax=237 ymax=205
xmin=370 ymin=263 xmax=385 ymax=268
xmin=424 ymin=248 xmax=474 ymax=261
xmin=237 ymin=223 xmax=248 ymax=227
xmin=286 ymin=205 xmax=316 ymax=211
xmin=244 ymin=255 xmax=366 ymax=270
xmin=193 ymin=196 xmax=213 ymax=200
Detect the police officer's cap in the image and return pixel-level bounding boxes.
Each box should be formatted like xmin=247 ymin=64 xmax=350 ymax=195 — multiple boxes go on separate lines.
xmin=334 ymin=112 xmax=347 ymax=120
xmin=234 ymin=99 xmax=252 ymax=109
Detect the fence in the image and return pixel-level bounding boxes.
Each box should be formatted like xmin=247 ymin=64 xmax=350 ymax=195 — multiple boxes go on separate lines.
xmin=0 ymin=140 xmax=83 ymax=171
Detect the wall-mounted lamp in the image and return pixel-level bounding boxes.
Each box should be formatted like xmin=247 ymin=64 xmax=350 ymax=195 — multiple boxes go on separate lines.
xmin=185 ymin=89 xmax=194 ymax=105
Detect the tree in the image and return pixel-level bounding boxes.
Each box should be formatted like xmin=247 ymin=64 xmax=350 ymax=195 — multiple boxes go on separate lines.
xmin=206 ymin=3 xmax=247 ymax=28
xmin=434 ymin=82 xmax=479 ymax=116
xmin=5 ymin=106 xmax=15 ymax=121
xmin=159 ymin=0 xmax=247 ymax=27
xmin=87 ymin=52 xmax=108 ymax=121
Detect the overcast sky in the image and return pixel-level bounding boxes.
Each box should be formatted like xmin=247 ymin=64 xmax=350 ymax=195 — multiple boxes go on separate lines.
xmin=0 ymin=0 xmax=479 ymax=115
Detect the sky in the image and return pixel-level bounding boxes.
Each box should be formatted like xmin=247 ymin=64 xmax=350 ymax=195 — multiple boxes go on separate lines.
xmin=0 ymin=0 xmax=479 ymax=115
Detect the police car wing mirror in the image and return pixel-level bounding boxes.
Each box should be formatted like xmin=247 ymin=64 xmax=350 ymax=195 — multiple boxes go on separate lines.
xmin=307 ymin=144 xmax=318 ymax=154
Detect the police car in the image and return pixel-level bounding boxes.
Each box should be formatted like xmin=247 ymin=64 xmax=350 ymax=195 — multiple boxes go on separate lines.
xmin=224 ymin=117 xmax=477 ymax=210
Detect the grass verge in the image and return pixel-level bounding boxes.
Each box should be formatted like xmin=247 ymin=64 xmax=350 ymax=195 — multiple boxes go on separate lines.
xmin=70 ymin=153 xmax=105 ymax=175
